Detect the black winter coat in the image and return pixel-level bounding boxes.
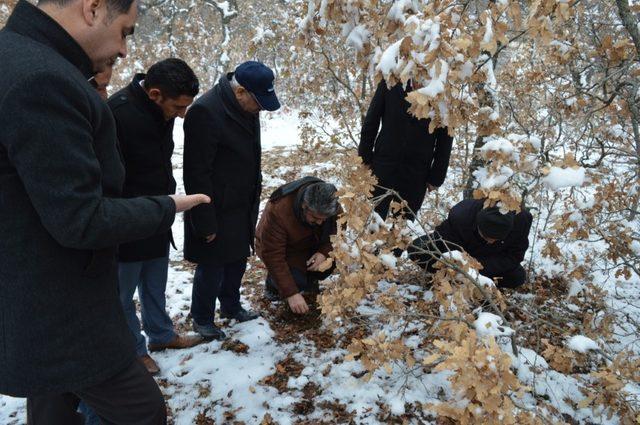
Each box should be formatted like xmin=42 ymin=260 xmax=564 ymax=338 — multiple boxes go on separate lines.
xmin=0 ymin=1 xmax=176 ymax=397
xmin=109 ymin=74 xmax=177 ymax=262
xmin=359 ymin=81 xmax=454 ymax=213
xmin=435 ymin=199 xmax=533 ymax=276
xmin=183 ymin=74 xmax=262 ymax=264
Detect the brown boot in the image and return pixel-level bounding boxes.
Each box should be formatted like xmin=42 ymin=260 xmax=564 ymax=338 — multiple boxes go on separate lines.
xmin=148 ymin=334 xmax=204 ymax=352
xmin=139 ymin=354 xmax=160 ymax=375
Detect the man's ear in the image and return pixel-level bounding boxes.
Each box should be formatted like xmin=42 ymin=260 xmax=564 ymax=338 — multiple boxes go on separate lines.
xmin=81 ymin=0 xmax=103 ymax=25
xmin=147 ymin=88 xmax=163 ymax=102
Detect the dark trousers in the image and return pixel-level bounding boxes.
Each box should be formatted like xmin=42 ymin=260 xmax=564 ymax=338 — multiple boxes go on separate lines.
xmin=190 ymin=258 xmax=247 ymax=325
xmin=373 ymin=185 xmax=403 ymax=221
xmin=265 ymin=266 xmax=333 ymax=297
xmin=27 ymin=358 xmax=166 ymax=425
xmin=372 ymin=186 xmax=415 ymax=258
xmin=372 ymin=182 xmax=424 ymax=221
xmin=408 ymin=234 xmax=526 ymax=288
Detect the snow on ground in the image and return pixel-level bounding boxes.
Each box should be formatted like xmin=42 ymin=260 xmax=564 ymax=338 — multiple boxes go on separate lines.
xmin=2 ymin=110 xmax=640 ymax=423
xmin=259 ymin=110 xmax=302 ymax=151
xmin=566 ymin=335 xmax=600 ymax=354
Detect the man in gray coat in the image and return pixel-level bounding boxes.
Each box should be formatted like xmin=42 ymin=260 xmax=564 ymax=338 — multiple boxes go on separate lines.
xmin=0 ymin=0 xmax=208 ymax=423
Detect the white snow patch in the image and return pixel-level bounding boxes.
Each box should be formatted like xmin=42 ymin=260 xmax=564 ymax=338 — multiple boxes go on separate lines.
xmin=346 ymin=25 xmax=370 ymax=51
xmin=459 ymin=61 xmax=474 ymax=79
xmin=376 ymin=39 xmax=403 ymax=80
xmin=389 ymin=397 xmax=406 ymax=415
xmin=417 ymin=60 xmax=449 ymax=98
xmin=379 ymin=253 xmax=398 ymax=269
xmin=566 ymin=335 xmax=599 ymax=353
xmin=288 ymin=374 xmax=309 ymax=390
xmin=260 ymin=111 xmax=302 ymax=150
xmin=543 ymin=166 xmax=586 ymax=190
xmin=213 ymin=0 xmax=236 ymax=17
xmin=474 ymin=312 xmax=514 ymax=338
xmin=481 ymin=137 xmax=515 ymax=155
xmin=252 ymin=26 xmax=275 ymax=44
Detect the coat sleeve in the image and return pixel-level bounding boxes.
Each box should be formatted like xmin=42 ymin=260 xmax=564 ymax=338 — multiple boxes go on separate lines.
xmin=427 ymin=126 xmax=454 ymax=187
xmin=183 ymin=105 xmax=218 ymax=238
xmin=358 ymin=81 xmax=386 ymax=166
xmin=434 ymin=204 xmax=465 ymax=248
xmin=475 ymin=212 xmax=533 ymax=276
xmin=0 ymin=72 xmax=175 ymax=251
xmin=258 ymin=207 xmax=299 ymax=298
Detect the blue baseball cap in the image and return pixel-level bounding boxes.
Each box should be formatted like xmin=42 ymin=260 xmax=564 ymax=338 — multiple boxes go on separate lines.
xmin=234 ymin=61 xmax=281 ymax=112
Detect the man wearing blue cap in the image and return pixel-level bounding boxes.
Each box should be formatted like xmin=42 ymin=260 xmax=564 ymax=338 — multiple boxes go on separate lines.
xmin=184 ymin=61 xmax=280 ymax=340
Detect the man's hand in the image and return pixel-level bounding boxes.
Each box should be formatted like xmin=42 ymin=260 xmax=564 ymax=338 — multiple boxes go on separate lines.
xmin=287 ymin=293 xmax=309 ymax=314
xmin=205 ymin=234 xmax=217 ymax=243
xmin=169 ymin=194 xmax=211 ymax=213
xmin=306 ymin=252 xmax=327 ymax=272
xmin=427 ymin=183 xmax=438 ymax=193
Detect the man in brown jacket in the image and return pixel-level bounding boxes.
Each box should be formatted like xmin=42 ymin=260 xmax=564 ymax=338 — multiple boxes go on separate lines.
xmin=256 ymin=177 xmax=339 ymax=314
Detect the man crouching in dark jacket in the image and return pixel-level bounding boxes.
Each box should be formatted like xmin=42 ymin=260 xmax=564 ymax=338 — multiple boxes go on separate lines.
xmin=408 ymin=199 xmax=533 ymax=288
xmin=256 ymin=178 xmax=340 ymax=314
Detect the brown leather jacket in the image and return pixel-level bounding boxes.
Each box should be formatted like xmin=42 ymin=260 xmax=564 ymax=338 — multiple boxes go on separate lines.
xmin=255 ymin=186 xmax=337 ymax=298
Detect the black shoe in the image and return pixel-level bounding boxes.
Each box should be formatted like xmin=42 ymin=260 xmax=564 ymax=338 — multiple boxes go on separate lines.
xmin=220 ymin=307 xmax=259 ymax=322
xmin=264 ymin=286 xmax=280 ymax=301
xmin=193 ymin=322 xmax=227 ymax=340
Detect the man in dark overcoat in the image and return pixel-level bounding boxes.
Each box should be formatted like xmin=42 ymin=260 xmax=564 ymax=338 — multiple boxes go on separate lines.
xmin=408 ymin=199 xmax=533 ymax=288
xmin=359 ymin=80 xmax=454 ymax=219
xmin=184 ymin=61 xmax=280 ymax=340
xmin=0 ymin=0 xmax=208 ymax=422
xmin=109 ymin=58 xmax=202 ymax=375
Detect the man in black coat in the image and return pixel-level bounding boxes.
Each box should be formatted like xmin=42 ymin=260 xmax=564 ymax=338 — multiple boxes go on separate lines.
xmin=408 ymin=199 xmax=533 ymax=288
xmin=359 ymin=80 xmax=454 ymax=219
xmin=0 ymin=0 xmax=208 ymax=422
xmin=184 ymin=61 xmax=281 ymax=340
xmin=109 ymin=58 xmax=202 ymax=375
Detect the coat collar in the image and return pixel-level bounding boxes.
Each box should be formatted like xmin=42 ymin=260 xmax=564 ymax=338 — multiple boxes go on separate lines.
xmin=127 ymin=73 xmax=170 ymax=124
xmin=5 ymin=0 xmax=94 ymax=79
xmin=217 ymin=72 xmax=257 ymax=134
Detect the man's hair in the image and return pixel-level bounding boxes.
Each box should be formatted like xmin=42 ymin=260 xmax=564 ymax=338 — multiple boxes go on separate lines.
xmin=38 ymin=0 xmax=135 ymax=16
xmin=230 ymin=75 xmax=240 ymax=89
xmin=145 ymin=58 xmax=199 ymax=99
xmin=303 ymin=183 xmax=339 ymax=217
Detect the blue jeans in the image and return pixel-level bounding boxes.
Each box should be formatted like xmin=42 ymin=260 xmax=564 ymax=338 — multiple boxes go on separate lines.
xmin=190 ymin=258 xmax=247 ymax=325
xmin=77 ymin=401 xmax=100 ymax=425
xmin=118 ymin=254 xmax=176 ymax=357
